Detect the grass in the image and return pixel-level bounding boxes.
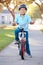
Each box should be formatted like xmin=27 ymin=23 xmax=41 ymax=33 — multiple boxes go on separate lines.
xmin=41 ymin=29 xmax=43 ymax=32
xmin=0 ymin=26 xmax=16 ymax=51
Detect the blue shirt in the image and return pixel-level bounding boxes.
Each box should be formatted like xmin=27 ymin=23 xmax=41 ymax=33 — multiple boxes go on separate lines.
xmin=15 ymin=14 xmax=31 ymax=31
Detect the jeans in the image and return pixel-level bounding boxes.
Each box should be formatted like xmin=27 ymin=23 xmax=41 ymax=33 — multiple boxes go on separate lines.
xmin=14 ymin=27 xmax=31 ymax=55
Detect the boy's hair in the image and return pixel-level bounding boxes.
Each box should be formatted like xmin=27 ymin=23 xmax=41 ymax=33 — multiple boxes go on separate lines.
xmin=18 ymin=4 xmax=27 ymax=10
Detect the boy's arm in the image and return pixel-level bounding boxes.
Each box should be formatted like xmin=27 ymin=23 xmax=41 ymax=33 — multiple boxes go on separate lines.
xmin=12 ymin=15 xmax=18 ymax=26
xmin=12 ymin=22 xmax=17 ymax=26
xmin=27 ymin=15 xmax=35 ymax=24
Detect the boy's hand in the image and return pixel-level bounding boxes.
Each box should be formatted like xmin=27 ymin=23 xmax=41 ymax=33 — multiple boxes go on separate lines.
xmin=12 ymin=22 xmax=17 ymax=26
xmin=30 ymin=21 xmax=35 ymax=24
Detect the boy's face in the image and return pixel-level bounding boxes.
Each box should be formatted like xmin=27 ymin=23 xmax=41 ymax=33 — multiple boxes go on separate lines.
xmin=19 ymin=8 xmax=27 ymax=15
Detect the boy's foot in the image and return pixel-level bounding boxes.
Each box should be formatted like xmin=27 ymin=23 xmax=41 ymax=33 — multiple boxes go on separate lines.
xmin=26 ymin=52 xmax=32 ymax=58
xmin=14 ymin=40 xmax=19 ymax=45
xmin=29 ymin=55 xmax=32 ymax=58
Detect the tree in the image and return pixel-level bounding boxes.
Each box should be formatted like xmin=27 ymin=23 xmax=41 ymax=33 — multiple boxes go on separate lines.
xmin=0 ymin=0 xmax=25 ymax=22
xmin=34 ymin=0 xmax=43 ymax=24
xmin=0 ymin=0 xmax=43 ymax=24
xmin=27 ymin=4 xmax=41 ymax=18
xmin=26 ymin=0 xmax=43 ymax=23
xmin=0 ymin=3 xmax=3 ymax=12
xmin=0 ymin=0 xmax=35 ymax=22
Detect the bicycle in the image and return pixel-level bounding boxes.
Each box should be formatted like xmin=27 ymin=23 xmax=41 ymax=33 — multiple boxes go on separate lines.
xmin=18 ymin=28 xmax=26 ymax=60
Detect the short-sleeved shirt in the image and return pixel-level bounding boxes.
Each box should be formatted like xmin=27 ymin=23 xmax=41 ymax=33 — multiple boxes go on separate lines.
xmin=15 ymin=14 xmax=31 ymax=31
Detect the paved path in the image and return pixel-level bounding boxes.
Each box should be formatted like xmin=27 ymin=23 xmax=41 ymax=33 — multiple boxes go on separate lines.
xmin=0 ymin=24 xmax=43 ymax=65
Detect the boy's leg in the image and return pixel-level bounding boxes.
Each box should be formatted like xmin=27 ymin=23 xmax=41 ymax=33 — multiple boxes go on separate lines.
xmin=25 ymin=31 xmax=31 ymax=55
xmin=14 ymin=27 xmax=20 ymax=41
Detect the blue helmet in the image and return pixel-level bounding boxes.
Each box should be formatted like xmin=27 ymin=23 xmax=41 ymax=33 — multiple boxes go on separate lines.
xmin=18 ymin=4 xmax=27 ymax=10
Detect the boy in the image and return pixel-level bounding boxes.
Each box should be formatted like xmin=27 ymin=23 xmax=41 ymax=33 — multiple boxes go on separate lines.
xmin=13 ymin=4 xmax=34 ymax=57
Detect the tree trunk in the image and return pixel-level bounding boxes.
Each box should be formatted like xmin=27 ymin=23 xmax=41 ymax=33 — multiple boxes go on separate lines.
xmin=35 ymin=2 xmax=43 ymax=24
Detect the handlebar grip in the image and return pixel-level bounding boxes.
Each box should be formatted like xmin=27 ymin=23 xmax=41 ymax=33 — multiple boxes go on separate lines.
xmin=20 ymin=28 xmax=24 ymax=32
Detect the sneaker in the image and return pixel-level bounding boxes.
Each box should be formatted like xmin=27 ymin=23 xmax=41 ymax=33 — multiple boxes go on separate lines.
xmin=14 ymin=40 xmax=19 ymax=45
xmin=29 ymin=55 xmax=32 ymax=58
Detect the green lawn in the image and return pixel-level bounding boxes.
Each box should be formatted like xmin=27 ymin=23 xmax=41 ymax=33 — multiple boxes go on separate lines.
xmin=41 ymin=29 xmax=43 ymax=32
xmin=0 ymin=27 xmax=15 ymax=51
